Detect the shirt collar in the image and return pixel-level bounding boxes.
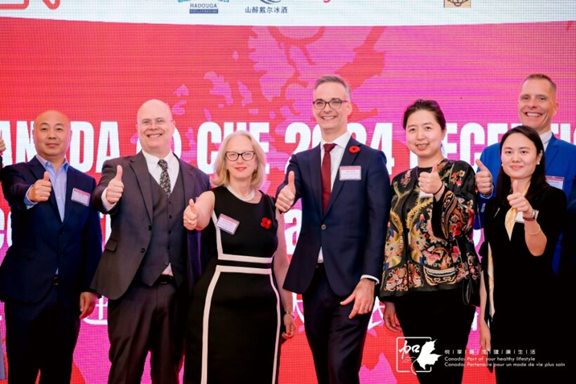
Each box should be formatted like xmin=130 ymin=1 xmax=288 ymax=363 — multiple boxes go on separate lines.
xmin=321 ymin=131 xmax=351 ymax=150
xmin=539 ymin=131 xmax=553 ymax=148
xmin=35 ymin=154 xmax=69 ymax=172
xmin=142 ymin=150 xmax=176 ymax=171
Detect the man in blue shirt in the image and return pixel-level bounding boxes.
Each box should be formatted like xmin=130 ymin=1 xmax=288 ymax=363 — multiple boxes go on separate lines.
xmin=476 ymin=74 xmax=576 ymax=272
xmin=0 ymin=110 xmax=102 ymax=383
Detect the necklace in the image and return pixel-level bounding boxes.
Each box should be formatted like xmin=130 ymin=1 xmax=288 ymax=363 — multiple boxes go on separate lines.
xmin=226 ymin=186 xmax=256 ymax=202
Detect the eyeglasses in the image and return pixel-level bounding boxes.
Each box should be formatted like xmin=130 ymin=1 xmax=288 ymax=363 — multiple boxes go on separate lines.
xmin=312 ymin=99 xmax=349 ymax=110
xmin=225 ymin=151 xmax=256 ymax=161
xmin=140 ymin=118 xmax=170 ymax=128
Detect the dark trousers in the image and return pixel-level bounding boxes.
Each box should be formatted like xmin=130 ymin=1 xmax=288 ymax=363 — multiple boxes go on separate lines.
xmin=4 ymin=286 xmax=80 ymax=384
xmin=107 ymin=279 xmax=187 ymax=384
xmin=302 ymin=265 xmax=371 ymax=384
xmin=395 ymin=289 xmax=475 ymax=384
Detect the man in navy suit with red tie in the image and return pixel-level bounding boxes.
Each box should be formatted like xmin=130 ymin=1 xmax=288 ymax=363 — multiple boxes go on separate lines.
xmin=276 ymin=76 xmax=390 ymax=384
xmin=0 ymin=110 xmax=102 ymax=383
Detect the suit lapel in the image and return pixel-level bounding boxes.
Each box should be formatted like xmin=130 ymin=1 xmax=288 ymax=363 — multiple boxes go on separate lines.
xmin=325 ymin=138 xmax=361 ymax=216
xmin=178 ymin=156 xmax=197 ymax=201
xmin=307 ymin=145 xmax=323 ymax=217
xmin=29 ymin=157 xmax=61 ymax=221
xmin=545 ymin=134 xmax=559 ymax=167
xmin=131 ymin=152 xmax=154 ymax=222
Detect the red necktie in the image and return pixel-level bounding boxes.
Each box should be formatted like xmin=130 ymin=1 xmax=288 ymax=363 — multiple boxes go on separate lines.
xmin=322 ymin=143 xmax=336 ymax=213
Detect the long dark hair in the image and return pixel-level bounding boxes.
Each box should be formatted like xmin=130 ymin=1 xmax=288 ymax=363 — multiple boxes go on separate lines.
xmin=496 ymin=125 xmax=548 ymax=205
xmin=402 ymin=99 xmax=447 ymax=131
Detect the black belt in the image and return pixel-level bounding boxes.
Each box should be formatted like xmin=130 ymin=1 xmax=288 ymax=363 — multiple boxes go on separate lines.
xmin=52 ymin=276 xmax=59 ymax=286
xmin=155 ymin=275 xmax=175 ymax=285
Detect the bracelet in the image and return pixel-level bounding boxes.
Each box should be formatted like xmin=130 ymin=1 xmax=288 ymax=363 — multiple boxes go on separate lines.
xmin=433 ymin=184 xmax=444 ymax=196
xmin=283 ymin=311 xmax=294 ymax=317
xmin=527 ymin=225 xmax=541 ymax=236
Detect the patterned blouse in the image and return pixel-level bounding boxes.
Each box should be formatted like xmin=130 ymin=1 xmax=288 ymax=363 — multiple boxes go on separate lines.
xmin=379 ymin=159 xmax=480 ymax=298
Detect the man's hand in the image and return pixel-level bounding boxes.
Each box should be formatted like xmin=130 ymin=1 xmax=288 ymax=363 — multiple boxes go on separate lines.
xmin=28 ymin=172 xmax=52 ymax=202
xmin=105 ymin=165 xmax=124 ymax=204
xmin=0 ymin=136 xmax=6 ymax=153
xmin=79 ymin=292 xmax=98 ymax=319
xmin=340 ymin=278 xmax=375 ymax=319
xmin=276 ymin=171 xmax=296 ymax=213
xmin=475 ymin=159 xmax=494 ymax=196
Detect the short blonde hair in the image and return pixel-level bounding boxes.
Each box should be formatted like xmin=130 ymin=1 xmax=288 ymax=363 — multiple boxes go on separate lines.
xmin=212 ymin=131 xmax=267 ymax=190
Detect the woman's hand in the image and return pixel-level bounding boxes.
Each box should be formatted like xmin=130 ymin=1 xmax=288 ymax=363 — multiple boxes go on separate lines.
xmin=507 ymin=180 xmax=533 ymax=217
xmin=418 ymin=163 xmax=443 ymax=196
xmin=383 ymin=302 xmax=402 ymax=333
xmin=183 ymin=199 xmax=199 ymax=230
xmin=479 ymin=318 xmax=491 ymax=353
xmin=281 ymin=312 xmax=296 ymax=339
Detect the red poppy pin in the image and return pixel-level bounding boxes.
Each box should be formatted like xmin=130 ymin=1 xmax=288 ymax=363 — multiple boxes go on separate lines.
xmin=261 ymin=217 xmax=272 ymax=229
xmin=349 ymin=145 xmax=360 ymax=153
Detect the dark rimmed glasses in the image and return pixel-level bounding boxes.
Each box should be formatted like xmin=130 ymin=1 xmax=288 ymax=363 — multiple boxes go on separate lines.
xmin=225 ymin=151 xmax=256 ymax=161
xmin=312 ymin=99 xmax=349 ymax=110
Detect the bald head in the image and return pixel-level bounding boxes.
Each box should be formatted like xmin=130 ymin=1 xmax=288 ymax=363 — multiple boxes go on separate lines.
xmin=136 ymin=99 xmax=175 ymax=158
xmin=33 ymin=110 xmax=72 ymax=166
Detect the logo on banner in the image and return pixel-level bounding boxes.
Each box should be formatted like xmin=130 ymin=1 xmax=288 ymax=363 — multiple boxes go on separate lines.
xmin=396 ymin=337 xmax=442 ymax=374
xmin=445 ymin=0 xmax=471 ymax=7
xmin=190 ymin=2 xmax=218 ymax=14
xmin=246 ymin=0 xmax=288 ymax=14
xmin=0 ymin=0 xmax=60 ymax=10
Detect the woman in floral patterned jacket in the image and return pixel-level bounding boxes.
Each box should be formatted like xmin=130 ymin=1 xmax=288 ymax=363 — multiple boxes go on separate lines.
xmin=379 ymin=100 xmax=480 ymax=384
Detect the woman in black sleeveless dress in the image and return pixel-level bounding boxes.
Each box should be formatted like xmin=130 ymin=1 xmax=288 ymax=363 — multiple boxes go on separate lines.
xmin=183 ymin=131 xmax=295 ymax=384
xmin=479 ymin=126 xmax=568 ymax=383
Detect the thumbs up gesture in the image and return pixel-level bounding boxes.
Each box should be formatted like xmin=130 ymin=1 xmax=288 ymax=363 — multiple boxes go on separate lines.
xmin=418 ymin=163 xmax=443 ymax=196
xmin=276 ymin=171 xmax=296 ymax=213
xmin=183 ymin=198 xmax=199 ymax=230
xmin=28 ymin=172 xmax=52 ymax=202
xmin=507 ymin=180 xmax=532 ymax=216
xmin=475 ymin=159 xmax=494 ymax=196
xmin=105 ymin=165 xmax=124 ymax=204
xmin=0 ymin=136 xmax=6 ymax=153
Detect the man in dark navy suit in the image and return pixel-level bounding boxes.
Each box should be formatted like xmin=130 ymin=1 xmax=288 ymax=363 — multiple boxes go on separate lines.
xmin=0 ymin=110 xmax=102 ymax=383
xmin=276 ymin=76 xmax=391 ymax=384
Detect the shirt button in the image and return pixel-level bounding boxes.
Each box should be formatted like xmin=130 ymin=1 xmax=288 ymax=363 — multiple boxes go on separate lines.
xmin=321 ymin=224 xmax=327 ymax=230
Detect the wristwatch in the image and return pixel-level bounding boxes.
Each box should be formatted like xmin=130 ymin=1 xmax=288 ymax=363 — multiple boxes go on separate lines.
xmin=523 ymin=209 xmax=539 ymax=221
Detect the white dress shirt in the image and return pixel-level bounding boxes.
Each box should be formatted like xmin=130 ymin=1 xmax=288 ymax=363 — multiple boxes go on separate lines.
xmin=317 ymin=131 xmax=378 ymax=284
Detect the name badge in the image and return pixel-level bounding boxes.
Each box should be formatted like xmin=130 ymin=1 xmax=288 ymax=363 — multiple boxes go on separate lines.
xmin=216 ymin=214 xmax=240 ymax=235
xmin=71 ymin=188 xmax=90 ymax=206
xmin=546 ymin=176 xmax=564 ymax=190
xmin=339 ymin=166 xmax=361 ymax=181
xmin=515 ymin=211 xmax=525 ymax=224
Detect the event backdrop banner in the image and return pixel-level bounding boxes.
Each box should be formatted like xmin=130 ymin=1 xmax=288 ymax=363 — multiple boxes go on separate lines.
xmin=0 ymin=1 xmax=575 ymax=383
